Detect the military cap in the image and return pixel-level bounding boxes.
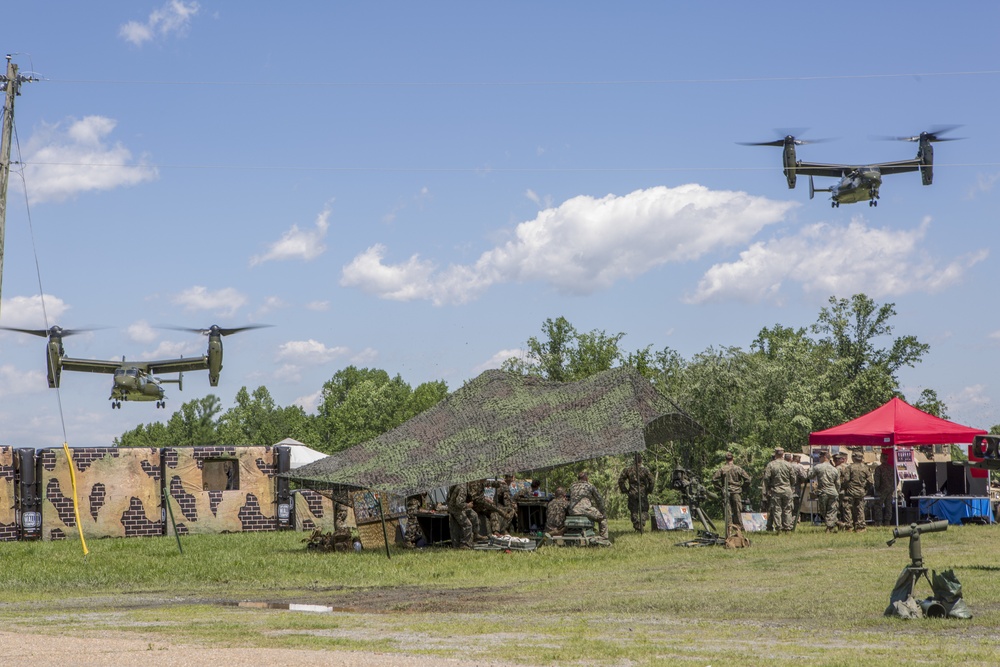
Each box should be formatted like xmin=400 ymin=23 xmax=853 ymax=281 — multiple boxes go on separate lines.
xmin=774 ymin=447 xmax=784 ymax=455
xmin=851 ymin=451 xmax=864 ymax=461
xmin=724 ymin=452 xmax=734 ymax=460
xmin=818 ymin=449 xmax=830 ymax=458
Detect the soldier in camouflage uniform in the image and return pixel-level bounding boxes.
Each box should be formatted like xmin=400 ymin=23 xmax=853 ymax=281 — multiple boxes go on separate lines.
xmin=447 ymin=482 xmax=475 ymax=549
xmin=467 ymin=478 xmax=500 ymax=539
xmin=808 ymin=449 xmax=841 ymax=532
xmin=403 ymin=493 xmax=426 ymax=547
xmin=841 ymin=450 xmax=874 ymax=532
xmin=785 ymin=453 xmax=809 ymax=530
xmin=334 ymin=501 xmax=349 ymax=530
xmin=618 ymin=454 xmax=656 ymax=532
xmin=711 ymin=452 xmax=751 ymax=530
xmin=568 ymin=471 xmax=609 ymax=539
xmin=491 ymin=474 xmax=517 ymax=534
xmin=544 ymin=487 xmax=569 ymax=536
xmin=872 ymin=451 xmax=896 ymax=526
xmin=834 ymin=452 xmax=850 ymax=529
xmin=762 ymin=447 xmax=796 ymax=532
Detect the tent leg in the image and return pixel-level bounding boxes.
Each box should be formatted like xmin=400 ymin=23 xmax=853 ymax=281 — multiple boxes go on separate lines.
xmin=377 ymin=494 xmax=391 ymax=560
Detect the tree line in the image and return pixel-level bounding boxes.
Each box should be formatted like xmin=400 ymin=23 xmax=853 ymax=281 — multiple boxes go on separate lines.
xmin=116 ymin=293 xmax=965 ymax=518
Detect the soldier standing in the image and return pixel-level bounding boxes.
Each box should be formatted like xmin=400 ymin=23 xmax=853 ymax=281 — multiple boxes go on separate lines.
xmin=568 ymin=471 xmax=609 ymax=540
xmin=618 ymin=454 xmax=655 ymax=532
xmin=491 ymin=474 xmax=517 ymax=534
xmin=762 ymin=447 xmax=796 ymax=532
xmin=841 ymin=450 xmax=874 ymax=532
xmin=785 ymin=453 xmax=809 ymax=530
xmin=834 ymin=452 xmax=850 ymax=530
xmin=872 ymin=451 xmax=896 ymax=526
xmin=712 ymin=452 xmax=751 ymax=531
xmin=467 ymin=478 xmax=500 ymax=539
xmin=446 ymin=482 xmax=475 ymax=549
xmin=808 ymin=450 xmax=841 ymax=532
xmin=544 ymin=487 xmax=570 ymax=536
xmin=403 ymin=493 xmax=426 ymax=548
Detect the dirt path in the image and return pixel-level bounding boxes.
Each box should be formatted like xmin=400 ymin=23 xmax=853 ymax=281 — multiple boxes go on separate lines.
xmin=0 ymin=630 xmax=510 ymax=667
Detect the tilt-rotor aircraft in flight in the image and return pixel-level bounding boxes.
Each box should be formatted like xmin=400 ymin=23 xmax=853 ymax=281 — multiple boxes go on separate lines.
xmin=741 ymin=126 xmax=961 ymax=207
xmin=1 ymin=324 xmax=269 ymax=408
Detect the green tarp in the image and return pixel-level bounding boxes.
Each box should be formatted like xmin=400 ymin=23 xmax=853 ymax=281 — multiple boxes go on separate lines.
xmin=283 ymin=368 xmax=702 ymax=497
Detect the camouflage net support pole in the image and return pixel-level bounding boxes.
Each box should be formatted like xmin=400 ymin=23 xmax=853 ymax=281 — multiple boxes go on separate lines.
xmin=163 ymin=488 xmax=183 ymax=554
xmin=377 ymin=493 xmax=391 ymax=560
xmin=61 ymin=442 xmax=89 ymax=556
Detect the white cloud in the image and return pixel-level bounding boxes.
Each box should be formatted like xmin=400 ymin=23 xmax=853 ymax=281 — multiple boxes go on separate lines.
xmin=293 ymin=389 xmax=324 ymax=413
xmin=305 ymin=300 xmax=330 ymax=312
xmin=0 ymin=365 xmax=48 ymax=397
xmin=253 ymin=296 xmax=287 ymax=319
xmin=172 ymin=286 xmax=247 ymax=316
xmin=274 ymin=363 xmax=303 ymax=384
xmin=687 ymin=216 xmax=988 ymax=304
xmin=350 ymin=347 xmax=378 ymax=365
xmin=21 ymin=116 xmax=158 ymax=203
xmin=966 ymin=172 xmax=1000 ymax=200
xmin=250 ymin=207 xmax=331 ymax=266
xmin=276 ymin=339 xmax=348 ymax=364
xmin=139 ymin=339 xmax=202 ymax=360
xmin=472 ymin=348 xmax=529 ymax=375
xmin=0 ymin=294 xmax=69 ymax=328
xmin=340 ymin=184 xmax=794 ymax=306
xmin=126 ymin=320 xmax=157 ymax=344
xmin=119 ymin=0 xmax=200 ymax=46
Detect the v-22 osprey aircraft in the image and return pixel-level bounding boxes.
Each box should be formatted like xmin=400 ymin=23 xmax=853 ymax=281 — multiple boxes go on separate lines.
xmin=1 ymin=324 xmax=268 ymax=408
xmin=741 ymin=126 xmax=961 ymax=207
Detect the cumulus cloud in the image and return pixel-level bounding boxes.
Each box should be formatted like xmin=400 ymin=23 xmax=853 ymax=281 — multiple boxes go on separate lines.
xmin=276 ymin=339 xmax=349 ymax=365
xmin=139 ymin=339 xmax=202 ymax=360
xmin=966 ymin=172 xmax=1000 ymax=200
xmin=350 ymin=347 xmax=378 ymax=365
xmin=687 ymin=216 xmax=988 ymax=304
xmin=472 ymin=348 xmax=530 ymax=375
xmin=305 ymin=300 xmax=330 ymax=312
xmin=126 ymin=320 xmax=157 ymax=344
xmin=119 ymin=0 xmax=200 ymax=46
xmin=341 ymin=184 xmax=794 ymax=305
xmin=0 ymin=294 xmax=69 ymax=328
xmin=171 ymin=286 xmax=247 ymax=316
xmin=293 ymin=389 xmax=324 ymax=413
xmin=0 ymin=365 xmax=48 ymax=397
xmin=21 ymin=116 xmax=157 ymax=203
xmin=250 ymin=207 xmax=331 ymax=267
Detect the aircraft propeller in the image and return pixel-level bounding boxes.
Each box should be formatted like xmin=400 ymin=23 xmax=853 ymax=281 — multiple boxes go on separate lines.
xmin=158 ymin=324 xmax=272 ymax=337
xmin=0 ymin=325 xmax=103 ymax=338
xmin=738 ymin=129 xmax=833 ymax=147
xmin=875 ymin=125 xmax=964 ymax=143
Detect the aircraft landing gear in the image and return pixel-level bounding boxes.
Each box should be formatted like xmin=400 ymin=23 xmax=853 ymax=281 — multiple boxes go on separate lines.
xmin=112 ymin=400 xmax=122 ymax=409
xmin=831 ymin=200 xmax=839 ymax=208
xmin=156 ymin=401 xmax=165 ymax=409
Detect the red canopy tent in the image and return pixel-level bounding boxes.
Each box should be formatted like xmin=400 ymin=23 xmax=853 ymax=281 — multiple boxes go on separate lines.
xmin=809 ymin=397 xmax=986 ymax=447
xmin=809 ymin=397 xmax=988 ymax=525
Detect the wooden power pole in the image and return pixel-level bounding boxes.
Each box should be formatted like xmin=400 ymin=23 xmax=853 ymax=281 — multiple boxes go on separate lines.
xmin=0 ymin=55 xmax=34 ymax=320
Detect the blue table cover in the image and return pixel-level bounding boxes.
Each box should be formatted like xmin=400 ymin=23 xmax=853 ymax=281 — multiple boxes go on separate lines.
xmin=916 ymin=496 xmax=993 ymax=525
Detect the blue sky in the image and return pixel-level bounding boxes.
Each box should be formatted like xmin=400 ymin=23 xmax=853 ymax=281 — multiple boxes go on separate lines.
xmin=2 ymin=2 xmax=1000 ymax=447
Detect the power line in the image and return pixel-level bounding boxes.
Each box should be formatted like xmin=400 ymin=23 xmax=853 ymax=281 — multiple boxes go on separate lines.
xmin=39 ymin=69 xmax=1000 ymax=88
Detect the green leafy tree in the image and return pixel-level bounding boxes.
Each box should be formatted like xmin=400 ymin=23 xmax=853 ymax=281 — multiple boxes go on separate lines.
xmin=115 ymin=395 xmax=222 ymax=447
xmin=502 ymin=316 xmax=625 ymax=381
xmin=217 ymin=386 xmax=320 ymax=446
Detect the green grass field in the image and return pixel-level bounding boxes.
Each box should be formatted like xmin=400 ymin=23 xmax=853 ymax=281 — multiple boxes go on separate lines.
xmin=2 ymin=520 xmax=999 ymax=665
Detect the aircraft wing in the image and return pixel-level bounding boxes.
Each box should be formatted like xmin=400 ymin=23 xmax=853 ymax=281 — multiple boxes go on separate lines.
xmin=868 ymin=158 xmax=921 ymax=176
xmin=792 ymin=161 xmax=855 ymax=178
xmin=146 ymin=356 xmax=209 ymax=376
xmin=60 ymin=357 xmax=122 ymax=375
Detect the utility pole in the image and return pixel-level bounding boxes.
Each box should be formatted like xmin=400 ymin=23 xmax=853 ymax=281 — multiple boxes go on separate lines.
xmin=0 ymin=55 xmax=34 ymax=320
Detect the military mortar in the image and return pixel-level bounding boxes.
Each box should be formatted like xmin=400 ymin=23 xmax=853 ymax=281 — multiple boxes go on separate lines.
xmin=671 ymin=466 xmax=725 ymax=547
xmin=885 ymin=520 xmax=971 ymax=619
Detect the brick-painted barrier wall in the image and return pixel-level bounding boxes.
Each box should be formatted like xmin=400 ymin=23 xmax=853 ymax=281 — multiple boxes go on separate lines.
xmin=0 ymin=447 xmax=16 ymax=542
xmin=1 ymin=445 xmax=321 ymax=542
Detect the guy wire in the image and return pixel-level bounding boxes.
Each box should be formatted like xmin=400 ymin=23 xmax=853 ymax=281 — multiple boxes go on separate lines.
xmin=12 ymin=122 xmax=70 ymax=445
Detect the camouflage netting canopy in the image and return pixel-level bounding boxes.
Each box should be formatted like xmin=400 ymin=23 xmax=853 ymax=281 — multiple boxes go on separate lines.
xmin=284 ymin=368 xmax=702 ymax=498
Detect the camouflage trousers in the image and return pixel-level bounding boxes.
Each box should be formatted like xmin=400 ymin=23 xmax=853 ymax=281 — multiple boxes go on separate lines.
xmin=872 ymin=493 xmax=894 ymax=526
xmin=569 ymin=499 xmax=609 ymax=539
xmin=817 ymin=492 xmax=839 ymax=529
xmin=490 ymin=506 xmax=516 ymax=535
xmin=448 ymin=507 xmax=476 ymax=548
xmin=626 ymin=495 xmax=650 ymax=532
xmin=844 ymin=494 xmax=867 ymax=530
xmin=768 ymin=492 xmax=794 ymax=531
xmin=722 ymin=492 xmax=743 ymax=529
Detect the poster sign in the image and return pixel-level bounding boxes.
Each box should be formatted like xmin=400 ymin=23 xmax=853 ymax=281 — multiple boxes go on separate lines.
xmin=895 ymin=448 xmax=919 ymax=481
xmin=652 ymin=505 xmax=691 ymax=531
xmin=740 ymin=512 xmax=768 ymax=532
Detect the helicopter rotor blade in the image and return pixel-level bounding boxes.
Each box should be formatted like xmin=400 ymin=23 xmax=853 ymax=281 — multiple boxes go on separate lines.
xmin=0 ymin=325 xmax=104 ymax=338
xmin=875 ymin=125 xmax=964 ymax=143
xmin=157 ymin=324 xmax=273 ymax=337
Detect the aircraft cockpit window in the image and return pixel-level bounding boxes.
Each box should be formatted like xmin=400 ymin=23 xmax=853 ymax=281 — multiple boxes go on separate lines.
xmin=126 ymin=368 xmax=139 ymax=377
xmin=114 ymin=368 xmax=124 ymax=376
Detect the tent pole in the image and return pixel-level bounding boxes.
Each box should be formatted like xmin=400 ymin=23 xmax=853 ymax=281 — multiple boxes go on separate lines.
xmin=377 ymin=493 xmax=391 ymax=560
xmin=894 ymin=444 xmax=899 ymax=529
xmin=635 ymin=451 xmax=644 ymax=535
